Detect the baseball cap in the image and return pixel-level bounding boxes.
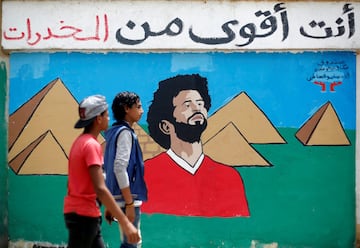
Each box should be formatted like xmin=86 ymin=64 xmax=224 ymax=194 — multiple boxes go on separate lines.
xmin=74 ymin=95 xmax=108 ymax=128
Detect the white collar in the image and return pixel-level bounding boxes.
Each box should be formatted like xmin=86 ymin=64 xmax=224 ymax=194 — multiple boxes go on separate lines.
xmin=166 ymin=149 xmax=204 ymax=175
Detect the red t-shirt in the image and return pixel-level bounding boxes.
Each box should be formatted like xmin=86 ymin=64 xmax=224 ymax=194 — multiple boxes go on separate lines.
xmin=64 ymin=134 xmax=103 ymax=217
xmin=141 ymin=152 xmax=250 ymax=217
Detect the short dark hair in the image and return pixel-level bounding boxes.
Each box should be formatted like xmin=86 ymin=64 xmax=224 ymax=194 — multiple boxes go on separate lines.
xmin=147 ymin=74 xmax=211 ymax=149
xmin=112 ymin=91 xmax=140 ymax=122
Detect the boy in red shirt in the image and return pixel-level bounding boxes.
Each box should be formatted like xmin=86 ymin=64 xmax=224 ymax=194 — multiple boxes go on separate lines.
xmin=64 ymin=95 xmax=140 ymax=248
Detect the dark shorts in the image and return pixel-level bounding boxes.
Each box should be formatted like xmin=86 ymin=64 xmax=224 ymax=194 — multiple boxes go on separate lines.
xmin=64 ymin=213 xmax=105 ymax=248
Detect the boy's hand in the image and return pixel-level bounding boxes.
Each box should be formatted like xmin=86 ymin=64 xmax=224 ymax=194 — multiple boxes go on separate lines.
xmin=105 ymin=208 xmax=114 ymax=225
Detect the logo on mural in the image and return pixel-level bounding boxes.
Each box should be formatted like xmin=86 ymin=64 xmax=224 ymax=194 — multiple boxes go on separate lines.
xmin=308 ymin=60 xmax=350 ymax=92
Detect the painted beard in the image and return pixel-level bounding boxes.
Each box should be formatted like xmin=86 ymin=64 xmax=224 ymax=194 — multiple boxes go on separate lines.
xmin=172 ymin=114 xmax=207 ymax=143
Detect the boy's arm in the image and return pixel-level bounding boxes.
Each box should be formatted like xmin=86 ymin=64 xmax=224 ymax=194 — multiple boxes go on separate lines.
xmin=115 ymin=130 xmax=135 ymax=222
xmin=89 ymin=165 xmax=140 ymax=244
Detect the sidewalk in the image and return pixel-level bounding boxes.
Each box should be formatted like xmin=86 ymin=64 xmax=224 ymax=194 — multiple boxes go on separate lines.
xmin=8 ymin=241 xmax=65 ymax=248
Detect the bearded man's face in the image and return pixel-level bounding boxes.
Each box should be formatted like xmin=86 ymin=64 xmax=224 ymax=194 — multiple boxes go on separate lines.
xmin=171 ymin=90 xmax=208 ymax=143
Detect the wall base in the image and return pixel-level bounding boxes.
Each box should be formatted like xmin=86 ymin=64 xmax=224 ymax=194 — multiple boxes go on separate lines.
xmin=357 ymin=224 xmax=360 ymax=248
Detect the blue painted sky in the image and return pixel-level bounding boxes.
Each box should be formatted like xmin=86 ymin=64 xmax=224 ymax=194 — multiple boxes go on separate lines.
xmin=9 ymin=51 xmax=356 ymax=129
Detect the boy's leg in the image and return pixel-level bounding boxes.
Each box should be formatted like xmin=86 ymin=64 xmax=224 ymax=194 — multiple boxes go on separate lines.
xmin=64 ymin=213 xmax=105 ymax=248
xmin=119 ymin=207 xmax=141 ymax=248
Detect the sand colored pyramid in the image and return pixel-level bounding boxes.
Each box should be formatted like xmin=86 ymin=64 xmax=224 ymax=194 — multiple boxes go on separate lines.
xmin=8 ymin=78 xmax=104 ymax=175
xmin=9 ymin=130 xmax=68 ymax=175
xmin=202 ymin=92 xmax=285 ymax=144
xmin=203 ymin=122 xmax=270 ymax=166
xmin=295 ymin=101 xmax=350 ymax=146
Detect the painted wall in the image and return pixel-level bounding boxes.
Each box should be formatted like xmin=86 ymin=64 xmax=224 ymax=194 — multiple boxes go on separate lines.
xmin=0 ymin=59 xmax=8 ymax=248
xmin=2 ymin=1 xmax=359 ymax=248
xmin=7 ymin=51 xmax=356 ymax=248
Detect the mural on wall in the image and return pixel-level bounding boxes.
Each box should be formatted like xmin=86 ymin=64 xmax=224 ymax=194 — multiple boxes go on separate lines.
xmin=3 ymin=0 xmax=357 ymax=245
xmin=8 ymin=52 xmax=353 ymax=218
xmin=8 ymin=52 xmax=354 ymax=230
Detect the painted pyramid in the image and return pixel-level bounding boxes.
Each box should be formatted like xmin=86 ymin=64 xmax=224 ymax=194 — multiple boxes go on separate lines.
xmin=8 ymin=78 xmax=104 ymax=175
xmin=295 ymin=101 xmax=350 ymax=146
xmin=203 ymin=122 xmax=270 ymax=166
xmin=202 ymin=92 xmax=285 ymax=144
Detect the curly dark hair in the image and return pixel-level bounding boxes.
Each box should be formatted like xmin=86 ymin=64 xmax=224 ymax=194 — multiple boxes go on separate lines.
xmin=147 ymin=74 xmax=211 ymax=149
xmin=111 ymin=91 xmax=140 ymax=122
